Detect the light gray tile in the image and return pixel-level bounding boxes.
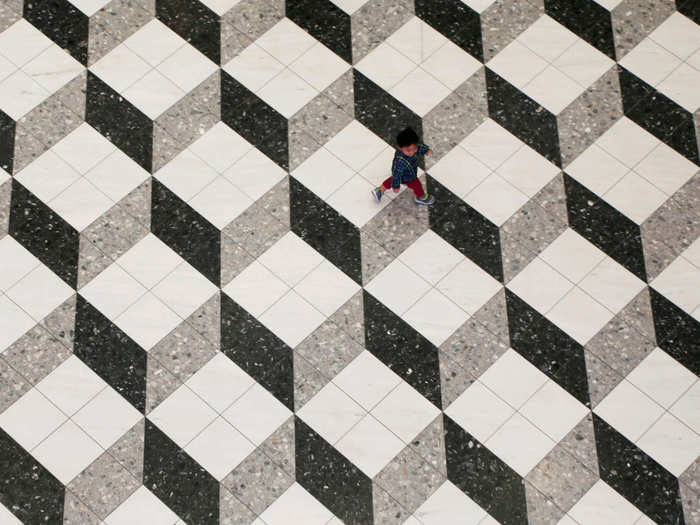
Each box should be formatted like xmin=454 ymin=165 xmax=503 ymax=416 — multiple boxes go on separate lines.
xmin=220 ymin=486 xmax=257 ymax=525
xmin=185 ymin=291 xmax=221 ymax=350
xmin=481 ymin=0 xmax=545 ymax=62
xmin=222 ymin=201 xmax=288 ymax=258
xmin=220 ymin=0 xmax=284 ymax=50
xmin=149 ymin=318 xmax=217 ymax=382
xmin=611 ymin=0 xmax=676 ymax=60
xmin=77 ymin=238 xmax=113 ymax=290
xmin=119 ymin=177 xmax=152 ymax=229
xmin=57 ymin=71 xmax=89 ymax=119
xmin=40 ymin=294 xmax=77 ymax=349
xmin=67 ymin=452 xmax=140 ymax=519
xmin=532 ymin=173 xmax=569 ymax=226
xmin=501 ymin=194 xmax=567 ymax=256
xmin=12 ymin=124 xmax=51 ymax=176
xmin=145 ymin=354 xmax=181 ymax=414
xmin=471 ymin=288 xmax=510 ymax=344
xmin=584 ymin=349 xmax=624 ymax=408
xmin=440 ymin=316 xmax=509 ymax=380
xmin=439 ymin=352 xmax=476 ymax=409
xmin=424 ymin=69 xmax=488 ymax=170
xmin=557 ymin=413 xmax=599 ymax=474
xmin=293 ymin=351 xmax=328 ymax=411
xmin=614 ymin=287 xmax=656 ymax=342
xmin=0 ymin=180 xmax=11 ymax=234
xmin=0 ymin=356 xmax=31 ymax=413
xmin=107 ymin=419 xmax=145 ymax=481
xmin=222 ymin=448 xmax=293 ymax=515
xmin=557 ymin=67 xmax=623 ymax=168
xmin=524 ymin=481 xmax=567 ymax=525
xmin=62 ymin=491 xmax=102 ymax=525
xmin=259 ymin=176 xmax=290 ymax=228
xmin=351 ymin=0 xmax=414 ymax=63
xmin=259 ymin=416 xmax=295 ymax=478
xmin=290 ymin=91 xmax=353 ymax=147
xmin=360 ymin=230 xmax=396 ymax=285
xmin=295 ymin=319 xmax=364 ymax=380
xmin=221 ymin=25 xmax=255 ymax=65
xmin=374 ymin=446 xmax=444 ymax=514
xmin=221 ymin=234 xmax=255 ymax=288
xmin=501 ymin=237 xmax=539 ymax=283
xmin=2 ymin=325 xmax=72 ymax=386
xmin=372 ymin=484 xmax=411 ymax=525
xmin=88 ymin=0 xmax=153 ymax=66
xmin=680 ymin=458 xmax=700 ymax=495
xmin=526 ymin=442 xmax=598 ymax=514
xmin=408 ymin=415 xmax=447 ymax=477
xmin=327 ymin=291 xmax=365 ymax=346
xmin=324 ymin=70 xmax=355 ymax=118
xmin=680 ymin=481 xmax=700 ymax=525
xmin=289 ymin=128 xmax=322 ymax=173
xmin=0 ymin=0 xmax=22 ymax=33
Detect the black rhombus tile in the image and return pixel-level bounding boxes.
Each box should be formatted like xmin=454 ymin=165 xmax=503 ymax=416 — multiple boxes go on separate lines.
xmin=295 ymin=416 xmax=374 ymax=524
xmin=157 ymin=0 xmax=220 ymax=64
xmin=220 ymin=293 xmax=295 ymax=411
xmin=544 ymin=0 xmax=616 ymax=59
xmin=0 ymin=428 xmax=65 ymax=524
xmin=363 ymin=290 xmax=443 ymax=409
xmin=144 ymin=419 xmax=220 ymax=524
xmin=505 ymin=289 xmax=591 ymax=406
xmin=24 ymin=0 xmax=89 ymax=65
xmin=0 ymin=109 xmax=14 ymax=173
xmin=427 ymin=175 xmax=504 ymax=283
xmin=648 ymin=288 xmax=700 ymax=376
xmin=414 ymin=0 xmax=483 ymax=62
xmin=563 ymin=174 xmax=647 ymax=282
xmin=677 ymin=0 xmax=700 ymax=24
xmin=9 ymin=179 xmax=80 ymax=289
xmin=444 ymin=415 xmax=528 ymax=525
xmin=86 ymin=71 xmax=154 ymax=173
xmin=290 ymin=176 xmax=362 ymax=285
xmin=221 ymin=71 xmax=289 ymax=171
xmin=74 ymin=295 xmax=148 ymax=413
xmin=593 ymin=414 xmax=686 ymax=524
xmin=151 ymin=178 xmax=221 ymax=287
xmin=485 ymin=68 xmax=562 ymax=167
xmin=286 ymin=0 xmax=352 ymax=63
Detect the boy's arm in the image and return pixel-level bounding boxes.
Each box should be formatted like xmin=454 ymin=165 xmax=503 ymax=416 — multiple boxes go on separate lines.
xmin=418 ymin=144 xmax=431 ymax=155
xmin=390 ymin=157 xmax=403 ymax=190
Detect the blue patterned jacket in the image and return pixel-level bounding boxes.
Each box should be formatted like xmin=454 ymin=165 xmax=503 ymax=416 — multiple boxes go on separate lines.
xmin=390 ymin=144 xmax=430 ymax=189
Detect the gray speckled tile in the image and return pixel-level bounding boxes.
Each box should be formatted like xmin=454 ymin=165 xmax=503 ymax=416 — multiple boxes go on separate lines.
xmin=81 ymin=201 xmax=148 ymax=264
xmin=532 ymin=172 xmax=570 ymax=225
xmin=324 ymin=70 xmax=355 ymax=118
xmin=14 ymin=81 xmax=85 ymax=173
xmin=501 ymin=239 xmax=538 ymax=283
xmin=145 ymin=354 xmax=180 ymax=414
xmin=221 ymin=234 xmax=255 ymax=288
xmin=524 ymin=481 xmax=567 ymax=525
xmin=0 ymin=0 xmax=21 ymax=33
xmin=584 ymin=349 xmax=624 ymax=408
xmin=259 ymin=416 xmax=295 ymax=478
xmin=77 ymin=238 xmax=113 ymax=290
xmin=107 ymin=419 xmax=145 ymax=481
xmin=424 ymin=69 xmax=488 ymax=170
xmin=327 ymin=291 xmax=365 ymax=346
xmin=295 ymin=319 xmax=364 ymax=380
xmin=0 ymin=180 xmax=11 ymax=235
xmin=374 ymin=446 xmax=444 ymax=515
xmin=149 ymin=318 xmax=217 ymax=382
xmin=557 ymin=67 xmax=623 ymax=168
xmin=57 ymin=70 xmax=89 ymax=118
xmin=440 ymin=315 xmax=509 ymax=380
xmin=0 ymin=356 xmax=31 ymax=413
xmin=361 ymin=185 xmax=430 ymax=258
xmin=120 ymin=177 xmax=152 ymax=229
xmin=351 ymin=0 xmax=414 ymax=63
xmin=526 ymin=443 xmax=598 ymax=514
xmin=289 ymin=128 xmax=322 ymax=173
xmin=585 ymin=308 xmax=655 ymax=378
xmin=501 ymin=195 xmax=567 ymax=256
xmin=185 ymin=291 xmax=221 ymax=350
xmin=222 ymin=201 xmax=288 ymax=258
xmin=222 ymin=448 xmax=293 ymax=515
xmin=153 ymin=72 xmax=220 ymax=172
xmin=680 ymin=481 xmax=700 ymax=525
xmin=408 ymin=415 xmax=447 ymax=477
xmin=642 ymin=172 xmax=700 ymax=280
xmin=88 ymin=0 xmax=153 ymax=66
xmin=62 ymin=491 xmax=102 ymax=525
xmin=40 ymin=294 xmax=77 ymax=349
xmin=438 ymin=352 xmax=476 ymax=409
xmin=681 ymin=458 xmax=700 ymax=494
xmin=293 ymin=351 xmax=328 ymax=411
xmin=557 ymin=413 xmax=599 ymax=474
xmin=481 ymin=0 xmax=545 ymax=62
xmin=611 ymin=0 xmax=675 ymax=60
xmin=614 ymin=287 xmax=656 ymax=342
xmin=67 ymin=452 xmax=140 ymax=519
xmin=360 ymin=230 xmax=396 ymax=285
xmin=259 ymin=176 xmax=290 ymax=228
xmin=2 ymin=325 xmax=72 ymax=386
xmin=221 ymin=25 xmax=255 ymax=65
xmin=220 ymin=0 xmax=284 ymax=53
xmin=291 ymin=90 xmax=353 ymax=147
xmin=471 ymin=287 xmax=510 ymax=344
xmin=371 ymin=484 xmax=411 ymax=525
xmin=220 ymin=486 xmax=257 ymax=525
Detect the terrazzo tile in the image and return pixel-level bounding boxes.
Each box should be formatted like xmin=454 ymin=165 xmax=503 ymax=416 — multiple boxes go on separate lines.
xmin=62 ymin=491 xmax=102 ymax=525
xmin=327 ymin=291 xmax=365 ymax=346
xmin=440 ymin=316 xmax=509 ymax=380
xmin=612 ymin=0 xmax=676 ymax=60
xmin=481 ymin=0 xmax=545 ymax=62
xmin=295 ymin=319 xmax=365 ymax=380
xmin=106 ymin=418 xmax=145 ymax=480
xmin=2 ymin=325 xmax=72 ymax=386
xmin=87 ymin=0 xmax=154 ymax=66
xmin=219 ymin=487 xmax=257 ymax=525
xmin=0 ymin=356 xmax=31 ymax=413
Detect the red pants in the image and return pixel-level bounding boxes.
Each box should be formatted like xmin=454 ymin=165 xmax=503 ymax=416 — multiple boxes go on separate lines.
xmin=381 ymin=176 xmax=425 ymax=198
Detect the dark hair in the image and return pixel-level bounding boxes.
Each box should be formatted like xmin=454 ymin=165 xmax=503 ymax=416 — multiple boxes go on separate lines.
xmin=396 ymin=127 xmax=419 ymax=147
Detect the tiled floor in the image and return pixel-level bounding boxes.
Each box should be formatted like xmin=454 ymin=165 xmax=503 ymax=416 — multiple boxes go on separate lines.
xmin=0 ymin=0 xmax=698 ymax=523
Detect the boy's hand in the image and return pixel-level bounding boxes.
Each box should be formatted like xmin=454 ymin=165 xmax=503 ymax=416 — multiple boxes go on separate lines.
xmin=426 ymin=149 xmax=434 ymax=156
xmin=393 ymin=188 xmax=400 ymax=193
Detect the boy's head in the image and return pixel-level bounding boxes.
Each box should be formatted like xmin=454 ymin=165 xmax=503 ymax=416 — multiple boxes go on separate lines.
xmin=397 ymin=127 xmax=419 ymax=156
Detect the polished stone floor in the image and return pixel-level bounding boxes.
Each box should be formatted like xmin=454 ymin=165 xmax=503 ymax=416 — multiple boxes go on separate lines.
xmin=0 ymin=0 xmax=699 ymax=524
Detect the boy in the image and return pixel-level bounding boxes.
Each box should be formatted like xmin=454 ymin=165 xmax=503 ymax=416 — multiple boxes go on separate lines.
xmin=372 ymin=127 xmax=435 ymax=206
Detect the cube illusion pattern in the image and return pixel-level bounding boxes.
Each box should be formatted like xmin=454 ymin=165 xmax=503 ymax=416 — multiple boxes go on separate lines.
xmin=0 ymin=0 xmax=698 ymax=524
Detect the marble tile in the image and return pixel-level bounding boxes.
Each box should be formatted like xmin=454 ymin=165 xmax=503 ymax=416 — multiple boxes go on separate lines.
xmin=351 ymin=0 xmax=414 ymax=63
xmin=523 ymin=482 xmax=567 ymax=525
xmin=144 ymin=353 xmax=180 ymax=414
xmin=0 ymin=0 xmax=22 ymax=33
xmin=106 ymin=418 xmax=145 ymax=480
xmin=219 ymin=487 xmax=257 ymax=525
xmin=62 ymin=491 xmax=102 ymax=525
xmin=293 ymin=351 xmax=328 ymax=411
xmin=0 ymin=356 xmax=31 ymax=413
xmin=611 ymin=0 xmax=676 ymax=60
xmin=481 ymin=0 xmax=545 ymax=62
xmin=87 ymin=0 xmax=153 ymax=66
xmin=2 ymin=324 xmax=72 ymax=386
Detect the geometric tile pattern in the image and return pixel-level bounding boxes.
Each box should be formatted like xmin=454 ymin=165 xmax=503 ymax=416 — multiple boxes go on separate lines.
xmin=1 ymin=0 xmax=698 ymax=523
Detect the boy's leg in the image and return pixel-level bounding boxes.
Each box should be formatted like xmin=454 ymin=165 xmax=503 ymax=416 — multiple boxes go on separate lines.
xmin=373 ymin=176 xmax=395 ymax=202
xmin=407 ymin=178 xmax=435 ymax=205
